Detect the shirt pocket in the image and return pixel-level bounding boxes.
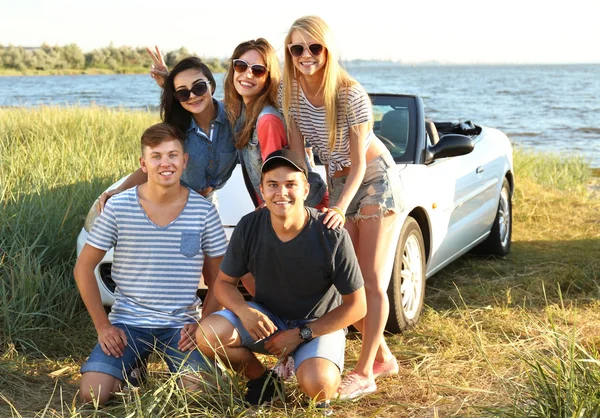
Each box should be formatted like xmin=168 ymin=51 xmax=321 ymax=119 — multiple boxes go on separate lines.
xmin=180 ymin=232 xmax=201 ymax=258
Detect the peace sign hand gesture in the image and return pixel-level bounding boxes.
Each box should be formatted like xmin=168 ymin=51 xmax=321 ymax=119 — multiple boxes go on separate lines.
xmin=146 ymin=45 xmax=168 ymax=88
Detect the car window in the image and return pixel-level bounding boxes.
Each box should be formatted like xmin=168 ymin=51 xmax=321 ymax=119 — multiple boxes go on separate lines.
xmin=373 ymin=106 xmax=409 ymax=159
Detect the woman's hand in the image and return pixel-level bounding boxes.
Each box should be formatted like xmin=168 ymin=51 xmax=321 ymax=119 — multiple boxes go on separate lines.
xmin=146 ymin=46 xmax=168 ymax=88
xmin=322 ymin=206 xmax=346 ymax=229
xmin=97 ymin=188 xmax=122 ymax=212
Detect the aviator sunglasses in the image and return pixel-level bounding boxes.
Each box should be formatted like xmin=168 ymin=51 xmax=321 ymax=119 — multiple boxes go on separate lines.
xmin=173 ymin=81 xmax=210 ymax=102
xmin=287 ymin=43 xmax=324 ymax=58
xmin=232 ymin=59 xmax=268 ymax=77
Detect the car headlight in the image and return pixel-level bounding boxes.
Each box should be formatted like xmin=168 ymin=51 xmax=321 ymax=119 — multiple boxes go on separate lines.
xmin=83 ymin=199 xmax=100 ymax=232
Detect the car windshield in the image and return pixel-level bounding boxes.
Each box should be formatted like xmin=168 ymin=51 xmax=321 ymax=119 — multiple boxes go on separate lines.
xmin=371 ymin=95 xmax=418 ymax=164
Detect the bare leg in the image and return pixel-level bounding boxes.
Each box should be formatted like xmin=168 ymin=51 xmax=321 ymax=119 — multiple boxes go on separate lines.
xmin=196 ymin=315 xmax=265 ymax=379
xmin=79 ymin=372 xmax=122 ymax=404
xmin=344 ymin=206 xmax=401 ymax=377
xmin=296 ymin=358 xmax=340 ymax=401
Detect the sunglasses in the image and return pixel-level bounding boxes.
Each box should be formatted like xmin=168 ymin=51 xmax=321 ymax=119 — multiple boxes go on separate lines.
xmin=287 ymin=43 xmax=324 ymax=58
xmin=232 ymin=59 xmax=268 ymax=78
xmin=173 ymin=81 xmax=210 ymax=102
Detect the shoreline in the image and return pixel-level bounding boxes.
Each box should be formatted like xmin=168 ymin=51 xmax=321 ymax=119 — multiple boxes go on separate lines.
xmin=0 ymin=68 xmax=226 ymax=76
xmin=2 ymin=62 xmax=599 ymax=77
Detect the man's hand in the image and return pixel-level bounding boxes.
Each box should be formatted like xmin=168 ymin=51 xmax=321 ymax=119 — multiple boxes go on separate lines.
xmin=238 ymin=307 xmax=277 ymax=342
xmin=146 ymin=46 xmax=168 ymax=88
xmin=97 ymin=323 xmax=127 ymax=357
xmin=178 ymin=323 xmax=199 ymax=351
xmin=264 ymin=329 xmax=302 ymax=358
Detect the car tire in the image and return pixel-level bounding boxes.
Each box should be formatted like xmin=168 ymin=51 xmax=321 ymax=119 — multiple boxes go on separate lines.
xmin=475 ymin=177 xmax=512 ymax=256
xmin=386 ymin=216 xmax=426 ymax=333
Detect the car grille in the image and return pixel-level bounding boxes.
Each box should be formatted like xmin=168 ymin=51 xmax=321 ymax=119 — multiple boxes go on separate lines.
xmin=99 ymin=263 xmax=116 ymax=293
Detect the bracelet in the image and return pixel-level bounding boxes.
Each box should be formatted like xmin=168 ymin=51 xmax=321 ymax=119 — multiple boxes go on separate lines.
xmin=330 ymin=206 xmax=346 ymax=223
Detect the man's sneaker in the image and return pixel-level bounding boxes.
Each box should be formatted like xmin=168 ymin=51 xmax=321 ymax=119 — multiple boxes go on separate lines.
xmin=271 ymin=356 xmax=295 ymax=381
xmin=315 ymin=400 xmax=334 ymax=416
xmin=372 ymin=356 xmax=399 ymax=379
xmin=336 ymin=372 xmax=377 ymax=401
xmin=245 ymin=370 xmax=282 ymax=405
xmin=127 ymin=359 xmax=148 ymax=387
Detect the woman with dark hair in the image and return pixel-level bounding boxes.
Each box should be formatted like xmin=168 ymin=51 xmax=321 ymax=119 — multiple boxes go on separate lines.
xmin=97 ymin=55 xmax=237 ymax=316
xmin=222 ymin=38 xmax=285 ymax=207
xmin=221 ymin=38 xmax=326 ymax=209
xmin=99 ymin=56 xmax=237 ymax=210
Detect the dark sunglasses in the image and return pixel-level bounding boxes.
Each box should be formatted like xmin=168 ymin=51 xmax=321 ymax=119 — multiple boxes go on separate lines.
xmin=287 ymin=43 xmax=324 ymax=58
xmin=173 ymin=81 xmax=210 ymax=102
xmin=232 ymin=59 xmax=268 ymax=78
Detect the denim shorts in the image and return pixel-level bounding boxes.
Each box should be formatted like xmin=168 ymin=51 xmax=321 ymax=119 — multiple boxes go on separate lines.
xmin=212 ymin=302 xmax=346 ymax=372
xmin=80 ymin=324 xmax=208 ymax=381
xmin=328 ymin=152 xmax=404 ymax=221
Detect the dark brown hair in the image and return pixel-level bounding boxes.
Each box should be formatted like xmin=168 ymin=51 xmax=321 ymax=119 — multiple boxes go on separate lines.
xmin=223 ymin=38 xmax=281 ymax=150
xmin=141 ymin=123 xmax=185 ymax=153
xmin=161 ymin=57 xmax=216 ymax=132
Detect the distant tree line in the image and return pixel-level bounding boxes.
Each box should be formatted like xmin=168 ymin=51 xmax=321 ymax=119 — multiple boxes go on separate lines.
xmin=0 ymin=44 xmax=228 ymax=73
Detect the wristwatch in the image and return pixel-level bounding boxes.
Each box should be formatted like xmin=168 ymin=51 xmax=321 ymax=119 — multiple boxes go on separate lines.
xmin=299 ymin=324 xmax=314 ymax=341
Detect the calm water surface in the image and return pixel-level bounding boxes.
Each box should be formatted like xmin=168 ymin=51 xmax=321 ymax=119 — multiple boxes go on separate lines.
xmin=1 ymin=64 xmax=599 ymax=167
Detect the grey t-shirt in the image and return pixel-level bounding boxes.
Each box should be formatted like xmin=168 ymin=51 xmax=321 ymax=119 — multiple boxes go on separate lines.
xmin=221 ymin=207 xmax=364 ymax=320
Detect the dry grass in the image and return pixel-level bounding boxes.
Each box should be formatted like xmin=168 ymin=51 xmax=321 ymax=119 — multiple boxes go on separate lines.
xmin=1 ymin=107 xmax=599 ymax=417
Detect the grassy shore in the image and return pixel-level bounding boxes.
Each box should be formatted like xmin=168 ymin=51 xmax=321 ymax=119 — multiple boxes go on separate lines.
xmin=1 ymin=107 xmax=599 ymax=417
xmin=0 ymin=67 xmax=153 ymax=76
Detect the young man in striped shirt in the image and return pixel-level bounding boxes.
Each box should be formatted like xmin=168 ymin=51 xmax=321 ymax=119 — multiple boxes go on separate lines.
xmin=74 ymin=123 xmax=227 ymax=404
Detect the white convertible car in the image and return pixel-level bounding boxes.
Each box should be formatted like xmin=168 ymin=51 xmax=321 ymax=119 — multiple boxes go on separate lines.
xmin=77 ymin=94 xmax=513 ymax=333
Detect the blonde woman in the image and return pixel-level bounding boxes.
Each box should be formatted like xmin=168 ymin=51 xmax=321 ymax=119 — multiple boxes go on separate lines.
xmin=281 ymin=15 xmax=404 ymax=400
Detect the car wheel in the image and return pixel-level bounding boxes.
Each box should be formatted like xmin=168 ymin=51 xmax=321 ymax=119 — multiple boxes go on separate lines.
xmin=476 ymin=177 xmax=512 ymax=256
xmin=386 ymin=216 xmax=426 ymax=333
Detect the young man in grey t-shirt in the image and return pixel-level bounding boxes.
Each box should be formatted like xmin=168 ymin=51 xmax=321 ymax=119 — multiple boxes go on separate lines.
xmin=197 ymin=149 xmax=366 ymax=409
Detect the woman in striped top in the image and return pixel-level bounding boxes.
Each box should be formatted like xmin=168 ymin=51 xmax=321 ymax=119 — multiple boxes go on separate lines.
xmin=281 ymin=15 xmax=404 ymax=400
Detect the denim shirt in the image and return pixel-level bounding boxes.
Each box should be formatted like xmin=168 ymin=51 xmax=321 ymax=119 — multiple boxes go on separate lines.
xmin=180 ymin=99 xmax=238 ymax=192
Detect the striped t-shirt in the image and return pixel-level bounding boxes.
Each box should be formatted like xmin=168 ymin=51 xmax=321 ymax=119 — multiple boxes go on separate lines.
xmin=280 ymin=80 xmax=375 ymax=178
xmin=86 ymin=187 xmax=228 ymax=328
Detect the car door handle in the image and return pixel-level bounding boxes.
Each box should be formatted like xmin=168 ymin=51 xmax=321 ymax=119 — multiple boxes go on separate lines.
xmin=476 ymin=166 xmax=484 ymax=174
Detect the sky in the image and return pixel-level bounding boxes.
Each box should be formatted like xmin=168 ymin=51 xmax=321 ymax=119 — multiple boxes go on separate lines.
xmin=1 ymin=0 xmax=599 ymax=64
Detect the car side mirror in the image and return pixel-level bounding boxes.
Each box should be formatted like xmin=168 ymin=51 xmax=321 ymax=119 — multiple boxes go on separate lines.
xmin=424 ymin=134 xmax=474 ymax=164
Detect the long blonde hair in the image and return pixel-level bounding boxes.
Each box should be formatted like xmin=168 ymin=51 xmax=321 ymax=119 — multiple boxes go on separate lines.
xmin=282 ymin=15 xmax=357 ymax=152
xmin=224 ymin=38 xmax=280 ymax=150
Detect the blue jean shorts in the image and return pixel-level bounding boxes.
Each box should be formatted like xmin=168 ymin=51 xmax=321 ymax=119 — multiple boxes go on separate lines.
xmin=80 ymin=324 xmax=208 ymax=381
xmin=212 ymin=302 xmax=346 ymax=372
xmin=328 ymin=151 xmax=404 ymax=221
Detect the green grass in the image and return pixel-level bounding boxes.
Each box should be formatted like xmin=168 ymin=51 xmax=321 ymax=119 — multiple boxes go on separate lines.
xmin=0 ymin=107 xmax=158 ymax=353
xmin=1 ymin=107 xmax=599 ymax=416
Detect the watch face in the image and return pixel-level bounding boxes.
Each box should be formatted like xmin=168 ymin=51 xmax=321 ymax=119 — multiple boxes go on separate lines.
xmin=300 ymin=326 xmax=312 ymax=340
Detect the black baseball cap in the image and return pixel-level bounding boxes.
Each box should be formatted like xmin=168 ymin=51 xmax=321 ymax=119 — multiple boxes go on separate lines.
xmin=261 ymin=149 xmax=308 ymax=179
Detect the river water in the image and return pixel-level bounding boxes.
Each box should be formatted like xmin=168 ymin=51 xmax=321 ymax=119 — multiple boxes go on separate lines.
xmin=1 ymin=63 xmax=598 ymax=167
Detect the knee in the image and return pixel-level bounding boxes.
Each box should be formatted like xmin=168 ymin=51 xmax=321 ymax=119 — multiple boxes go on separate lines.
xmin=195 ymin=324 xmax=220 ymax=356
xmin=79 ymin=373 xmax=119 ymax=405
xmin=296 ymin=360 xmax=340 ymax=400
xmin=196 ymin=316 xmax=236 ymax=356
